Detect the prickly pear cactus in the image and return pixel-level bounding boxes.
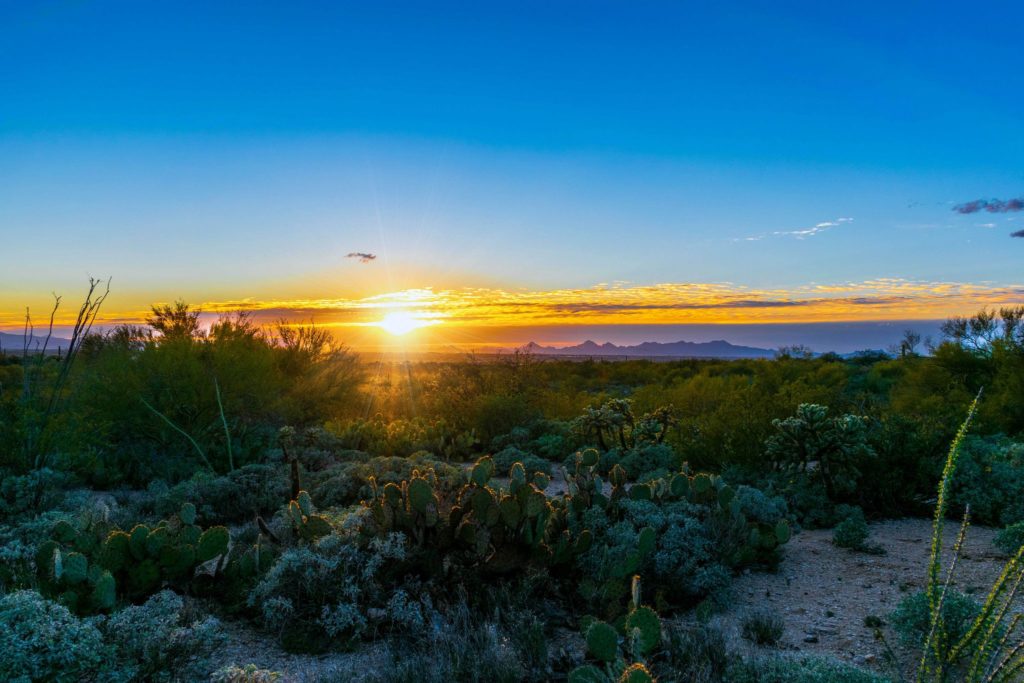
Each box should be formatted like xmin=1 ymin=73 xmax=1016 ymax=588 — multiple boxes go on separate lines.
xmin=625 ymin=605 xmax=661 ymax=655
xmin=586 ymin=620 xmax=619 ymax=663
xmin=37 ymin=503 xmax=233 ymax=612
xmin=286 ymin=491 xmax=332 ymax=542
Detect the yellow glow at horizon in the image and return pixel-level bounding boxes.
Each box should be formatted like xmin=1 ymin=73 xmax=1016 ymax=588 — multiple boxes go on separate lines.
xmin=3 ymin=278 xmax=1023 ymax=332
xmin=375 ymin=310 xmax=436 ymax=336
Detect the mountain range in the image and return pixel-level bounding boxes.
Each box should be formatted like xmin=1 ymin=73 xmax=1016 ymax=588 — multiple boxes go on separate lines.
xmin=0 ymin=331 xmax=73 ymax=354
xmin=520 ymin=339 xmax=775 ymax=359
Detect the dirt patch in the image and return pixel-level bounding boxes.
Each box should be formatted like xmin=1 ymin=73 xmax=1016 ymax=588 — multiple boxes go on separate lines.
xmin=705 ymin=518 xmax=1014 ymax=675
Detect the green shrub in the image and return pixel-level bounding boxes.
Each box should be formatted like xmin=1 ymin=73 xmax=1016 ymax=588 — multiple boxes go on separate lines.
xmin=832 ymin=506 xmax=870 ymax=550
xmin=995 ymin=521 xmax=1024 ymax=555
xmin=358 ymin=599 xmax=539 ymax=683
xmin=493 ymin=446 xmax=552 ymax=478
xmin=211 ymin=664 xmax=283 ymax=683
xmin=654 ymin=623 xmax=728 ymax=682
xmin=733 ymin=485 xmax=790 ymax=526
xmin=309 ymin=454 xmax=464 ymax=509
xmin=150 ymin=464 xmax=289 ymax=524
xmin=948 ymin=436 xmax=1024 ymax=527
xmin=0 ymin=468 xmax=73 ymax=521
xmin=249 ymin=520 xmax=413 ymax=651
xmin=727 ymin=654 xmax=889 ymax=682
xmin=104 ymin=590 xmax=224 ymax=682
xmin=741 ymin=608 xmax=785 ymax=646
xmin=0 ymin=509 xmax=77 ymax=590
xmin=616 ymin=444 xmax=679 ymax=480
xmin=0 ymin=590 xmax=108 ymax=682
xmin=890 ymin=589 xmax=980 ymax=647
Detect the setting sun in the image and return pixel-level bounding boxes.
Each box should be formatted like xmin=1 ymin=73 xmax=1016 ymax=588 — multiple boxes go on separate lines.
xmin=375 ymin=310 xmax=434 ymax=336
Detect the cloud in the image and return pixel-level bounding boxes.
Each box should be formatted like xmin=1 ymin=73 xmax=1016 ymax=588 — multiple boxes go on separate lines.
xmin=774 ymin=217 xmax=853 ymax=239
xmin=953 ymin=198 xmax=1024 ymax=214
xmin=15 ymin=279 xmax=1022 ymax=332
xmin=1012 ymin=230 xmax=1024 ymax=238
xmin=346 ymin=252 xmax=377 ymax=263
xmin=138 ymin=278 xmax=1024 ymax=331
xmin=739 ymin=217 xmax=852 ymax=242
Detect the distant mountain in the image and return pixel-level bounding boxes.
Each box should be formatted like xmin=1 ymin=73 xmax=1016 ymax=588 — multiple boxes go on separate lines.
xmin=0 ymin=331 xmax=73 ymax=354
xmin=521 ymin=339 xmax=774 ymax=359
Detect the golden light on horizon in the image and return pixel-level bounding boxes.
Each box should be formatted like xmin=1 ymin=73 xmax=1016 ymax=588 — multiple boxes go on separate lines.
xmin=375 ymin=310 xmax=437 ymax=336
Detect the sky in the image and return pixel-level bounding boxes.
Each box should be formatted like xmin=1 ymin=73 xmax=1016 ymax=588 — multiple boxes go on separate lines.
xmin=2 ymin=1 xmax=1023 ymax=351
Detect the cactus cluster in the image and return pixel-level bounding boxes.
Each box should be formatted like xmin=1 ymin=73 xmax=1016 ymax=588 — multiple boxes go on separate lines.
xmin=664 ymin=471 xmax=791 ymax=566
xmin=569 ymin=577 xmax=661 ymax=683
xmin=34 ymin=518 xmax=116 ymax=614
xmin=35 ymin=503 xmax=229 ymax=613
xmin=563 ymin=449 xmax=791 ymax=615
xmin=572 ymin=453 xmax=791 ymax=569
xmin=205 ymin=533 xmax=279 ymax=612
xmin=363 ymin=456 xmax=591 ymax=575
xmin=287 ymin=491 xmax=332 ymax=541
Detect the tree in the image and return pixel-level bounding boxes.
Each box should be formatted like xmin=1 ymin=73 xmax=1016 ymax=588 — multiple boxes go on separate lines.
xmin=899 ymin=329 xmax=922 ymax=358
xmin=146 ymin=300 xmax=201 ymax=340
xmin=940 ymin=306 xmax=1024 ymax=356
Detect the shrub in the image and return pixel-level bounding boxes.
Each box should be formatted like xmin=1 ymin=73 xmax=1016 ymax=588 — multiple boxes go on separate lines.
xmin=741 ymin=608 xmax=785 ymax=646
xmin=249 ymin=521 xmax=413 ymax=651
xmin=0 ymin=468 xmax=72 ymax=521
xmin=150 ymin=464 xmax=289 ymax=524
xmin=103 ymin=590 xmax=224 ymax=682
xmin=832 ymin=506 xmax=870 ymax=551
xmin=733 ymin=485 xmax=790 ymax=526
xmin=492 ymin=446 xmax=552 ymax=478
xmin=890 ymin=589 xmax=980 ymax=647
xmin=948 ymin=435 xmax=1024 ymax=527
xmin=654 ymin=623 xmax=728 ymax=683
xmin=307 ymin=462 xmax=364 ymax=507
xmin=211 ymin=665 xmax=283 ymax=683
xmin=727 ymin=654 xmax=889 ymax=683
xmin=358 ymin=598 xmax=540 ymax=683
xmin=0 ymin=509 xmax=76 ymax=590
xmin=995 ymin=521 xmax=1024 ymax=555
xmin=616 ymin=443 xmax=679 ymax=480
xmin=0 ymin=590 xmax=108 ymax=682
xmin=309 ymin=454 xmax=464 ymax=509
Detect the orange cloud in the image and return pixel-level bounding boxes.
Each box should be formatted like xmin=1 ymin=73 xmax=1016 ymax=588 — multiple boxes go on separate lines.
xmin=192 ymin=279 xmax=1023 ymax=327
xmin=3 ymin=279 xmax=1021 ymax=333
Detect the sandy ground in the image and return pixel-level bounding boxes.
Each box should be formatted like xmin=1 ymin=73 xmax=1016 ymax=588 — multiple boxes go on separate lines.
xmin=707 ymin=518 xmax=1015 ymax=675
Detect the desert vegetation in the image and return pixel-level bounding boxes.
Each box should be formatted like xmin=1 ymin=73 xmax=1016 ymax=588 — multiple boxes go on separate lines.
xmin=3 ymin=292 xmax=1024 ymax=681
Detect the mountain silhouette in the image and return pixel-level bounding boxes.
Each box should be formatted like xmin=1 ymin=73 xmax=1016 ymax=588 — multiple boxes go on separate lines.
xmin=521 ymin=339 xmax=773 ymax=359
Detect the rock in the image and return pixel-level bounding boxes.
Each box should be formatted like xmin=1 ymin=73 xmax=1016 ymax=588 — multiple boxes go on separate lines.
xmin=803 ymin=634 xmax=819 ymax=643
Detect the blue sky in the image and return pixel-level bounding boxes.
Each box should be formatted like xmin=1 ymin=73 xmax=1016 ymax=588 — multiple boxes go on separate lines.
xmin=2 ymin=1 xmax=1022 ymax=344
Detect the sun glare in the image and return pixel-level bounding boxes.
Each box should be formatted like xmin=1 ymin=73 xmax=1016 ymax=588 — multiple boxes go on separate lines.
xmin=375 ymin=310 xmax=432 ymax=336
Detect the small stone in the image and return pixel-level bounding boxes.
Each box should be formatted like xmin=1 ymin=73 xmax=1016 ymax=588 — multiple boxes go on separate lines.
xmin=803 ymin=634 xmax=819 ymax=643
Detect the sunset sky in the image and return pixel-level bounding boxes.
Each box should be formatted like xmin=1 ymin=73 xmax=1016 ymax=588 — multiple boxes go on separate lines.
xmin=2 ymin=2 xmax=1022 ymax=351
